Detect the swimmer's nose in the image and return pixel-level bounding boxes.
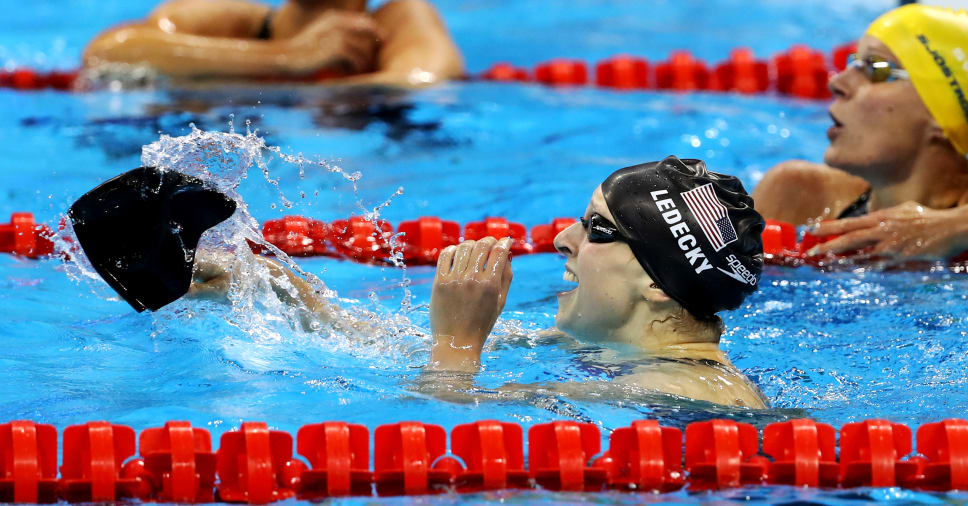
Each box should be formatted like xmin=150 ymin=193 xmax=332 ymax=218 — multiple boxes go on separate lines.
xmin=828 ymin=69 xmax=851 ymax=99
xmin=554 ymin=221 xmax=582 ymax=257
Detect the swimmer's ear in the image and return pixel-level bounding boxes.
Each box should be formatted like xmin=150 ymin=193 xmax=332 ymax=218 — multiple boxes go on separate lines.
xmin=643 ymin=281 xmax=673 ymax=304
xmin=926 ymin=120 xmax=953 ymax=148
xmin=68 ymin=167 xmax=236 ymax=313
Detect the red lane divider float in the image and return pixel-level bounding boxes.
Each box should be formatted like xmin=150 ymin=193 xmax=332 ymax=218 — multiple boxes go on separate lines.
xmin=0 ymin=421 xmax=58 ymax=503
xmin=215 ymin=421 xmax=303 ymax=503
xmin=762 ymin=419 xmax=838 ymax=487
xmin=655 ymin=51 xmax=709 ymax=92
xmin=136 ymin=421 xmax=217 ymax=502
xmin=596 ymin=55 xmax=649 ymax=90
xmin=373 ymin=422 xmax=453 ymax=496
xmin=684 ymin=419 xmax=767 ymax=489
xmin=296 ymin=422 xmax=372 ymax=498
xmin=0 ymin=69 xmax=77 ymax=91
xmin=1 ymin=418 xmax=968 ymax=500
xmin=528 ymin=421 xmax=606 ymax=491
xmin=0 ymin=213 xmax=55 ymax=259
xmin=713 ymin=48 xmax=770 ymax=95
xmin=3 ymin=42 xmax=855 ymax=100
xmin=451 ymin=420 xmax=530 ymax=492
xmin=60 ymin=422 xmax=142 ymax=502
xmin=596 ymin=419 xmax=684 ymax=492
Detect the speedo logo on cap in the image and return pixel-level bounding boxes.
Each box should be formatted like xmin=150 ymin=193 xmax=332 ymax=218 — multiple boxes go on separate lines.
xmin=650 ymin=189 xmax=712 ymax=274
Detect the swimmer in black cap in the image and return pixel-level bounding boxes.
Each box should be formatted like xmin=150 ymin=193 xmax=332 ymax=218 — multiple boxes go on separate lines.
xmin=427 ymin=156 xmax=767 ymax=408
xmin=68 ymin=166 xmax=334 ymax=325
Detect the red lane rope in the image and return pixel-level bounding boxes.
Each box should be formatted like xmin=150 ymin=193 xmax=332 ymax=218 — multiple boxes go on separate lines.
xmin=0 ymin=417 xmax=965 ymax=501
xmin=482 ymin=42 xmax=855 ymax=99
xmin=7 ymin=212 xmax=968 ymax=268
xmin=0 ymin=42 xmax=856 ymax=99
xmin=0 ymin=212 xmax=575 ymax=265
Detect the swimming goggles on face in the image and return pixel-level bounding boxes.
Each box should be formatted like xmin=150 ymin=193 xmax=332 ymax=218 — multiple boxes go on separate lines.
xmin=580 ymin=213 xmax=625 ymax=243
xmin=846 ymin=53 xmax=910 ymax=83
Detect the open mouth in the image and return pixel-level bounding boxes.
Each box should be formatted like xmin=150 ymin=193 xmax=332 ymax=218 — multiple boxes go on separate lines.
xmin=827 ymin=111 xmax=844 ymax=141
xmin=829 ymin=111 xmax=843 ymax=128
xmin=562 ymin=270 xmax=578 ymax=283
xmin=560 ymin=267 xmax=578 ymax=295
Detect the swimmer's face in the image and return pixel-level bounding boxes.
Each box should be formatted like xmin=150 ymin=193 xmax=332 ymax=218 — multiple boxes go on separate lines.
xmin=825 ymin=35 xmax=937 ymax=184
xmin=552 ymin=186 xmax=656 ymax=341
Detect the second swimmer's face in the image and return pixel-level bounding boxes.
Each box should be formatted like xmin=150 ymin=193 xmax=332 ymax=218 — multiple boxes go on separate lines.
xmin=552 ymin=186 xmax=654 ymax=341
xmin=825 ymin=35 xmax=937 ymax=184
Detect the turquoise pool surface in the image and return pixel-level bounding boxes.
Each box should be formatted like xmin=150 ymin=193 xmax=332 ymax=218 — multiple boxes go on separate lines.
xmin=3 ymin=0 xmax=968 ymax=502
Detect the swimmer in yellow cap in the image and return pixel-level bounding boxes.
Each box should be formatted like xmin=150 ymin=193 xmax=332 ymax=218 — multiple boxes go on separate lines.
xmin=82 ymin=0 xmax=463 ymax=87
xmin=754 ymin=4 xmax=968 ymax=261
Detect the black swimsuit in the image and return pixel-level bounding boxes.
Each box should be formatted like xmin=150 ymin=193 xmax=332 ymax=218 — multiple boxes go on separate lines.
xmin=255 ymin=12 xmax=273 ymax=40
xmin=837 ymin=188 xmax=872 ymax=219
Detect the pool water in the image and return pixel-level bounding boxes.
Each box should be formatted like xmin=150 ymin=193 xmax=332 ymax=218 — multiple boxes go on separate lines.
xmin=3 ymin=0 xmax=968 ymax=502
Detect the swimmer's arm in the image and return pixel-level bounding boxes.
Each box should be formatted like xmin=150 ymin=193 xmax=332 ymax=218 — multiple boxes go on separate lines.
xmin=190 ymin=250 xmax=337 ymax=321
xmin=83 ymin=0 xmax=378 ymax=78
xmin=83 ymin=0 xmax=286 ymax=77
xmin=147 ymin=0 xmax=271 ymax=39
xmin=809 ymin=201 xmax=968 ymax=260
xmin=84 ymin=27 xmax=296 ymax=78
xmin=330 ymin=0 xmax=464 ymax=87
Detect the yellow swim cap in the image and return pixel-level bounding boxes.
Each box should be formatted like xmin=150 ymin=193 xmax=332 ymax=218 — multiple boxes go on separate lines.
xmin=866 ymin=4 xmax=968 ymax=156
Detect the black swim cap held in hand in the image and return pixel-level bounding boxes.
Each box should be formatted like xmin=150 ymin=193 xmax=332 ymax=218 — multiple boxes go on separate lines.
xmin=601 ymin=156 xmax=763 ymax=320
xmin=68 ymin=167 xmax=236 ymax=312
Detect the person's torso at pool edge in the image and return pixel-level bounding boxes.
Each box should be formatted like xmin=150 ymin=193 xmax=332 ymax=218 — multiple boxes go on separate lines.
xmin=82 ymin=0 xmax=464 ymax=87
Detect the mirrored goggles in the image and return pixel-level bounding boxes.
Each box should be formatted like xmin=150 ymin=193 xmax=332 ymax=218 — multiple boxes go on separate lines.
xmin=847 ymin=53 xmax=910 ymax=83
xmin=580 ymin=213 xmax=626 ymax=243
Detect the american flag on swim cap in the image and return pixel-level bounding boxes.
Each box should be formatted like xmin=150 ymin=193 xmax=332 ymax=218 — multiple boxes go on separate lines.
xmin=681 ymin=183 xmax=738 ymax=252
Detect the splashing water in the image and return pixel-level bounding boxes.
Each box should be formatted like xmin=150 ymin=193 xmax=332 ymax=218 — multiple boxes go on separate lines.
xmin=55 ymin=122 xmax=423 ymax=363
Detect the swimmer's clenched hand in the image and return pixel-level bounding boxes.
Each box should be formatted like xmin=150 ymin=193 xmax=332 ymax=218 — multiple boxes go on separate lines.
xmin=427 ymin=237 xmax=513 ymax=372
xmin=285 ymin=11 xmax=382 ymax=76
xmin=808 ymin=201 xmax=968 ymax=261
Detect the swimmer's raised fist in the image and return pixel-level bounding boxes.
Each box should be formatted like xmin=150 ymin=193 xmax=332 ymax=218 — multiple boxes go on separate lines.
xmin=428 ymin=237 xmax=513 ymax=372
xmin=285 ymin=11 xmax=381 ymax=76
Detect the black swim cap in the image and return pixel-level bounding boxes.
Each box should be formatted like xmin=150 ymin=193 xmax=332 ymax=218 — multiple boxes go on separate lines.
xmin=68 ymin=167 xmax=236 ymax=312
xmin=601 ymin=156 xmax=763 ymax=320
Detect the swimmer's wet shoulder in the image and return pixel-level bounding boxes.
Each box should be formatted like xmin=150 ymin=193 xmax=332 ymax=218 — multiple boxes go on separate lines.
xmin=615 ymin=356 xmax=768 ymax=409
